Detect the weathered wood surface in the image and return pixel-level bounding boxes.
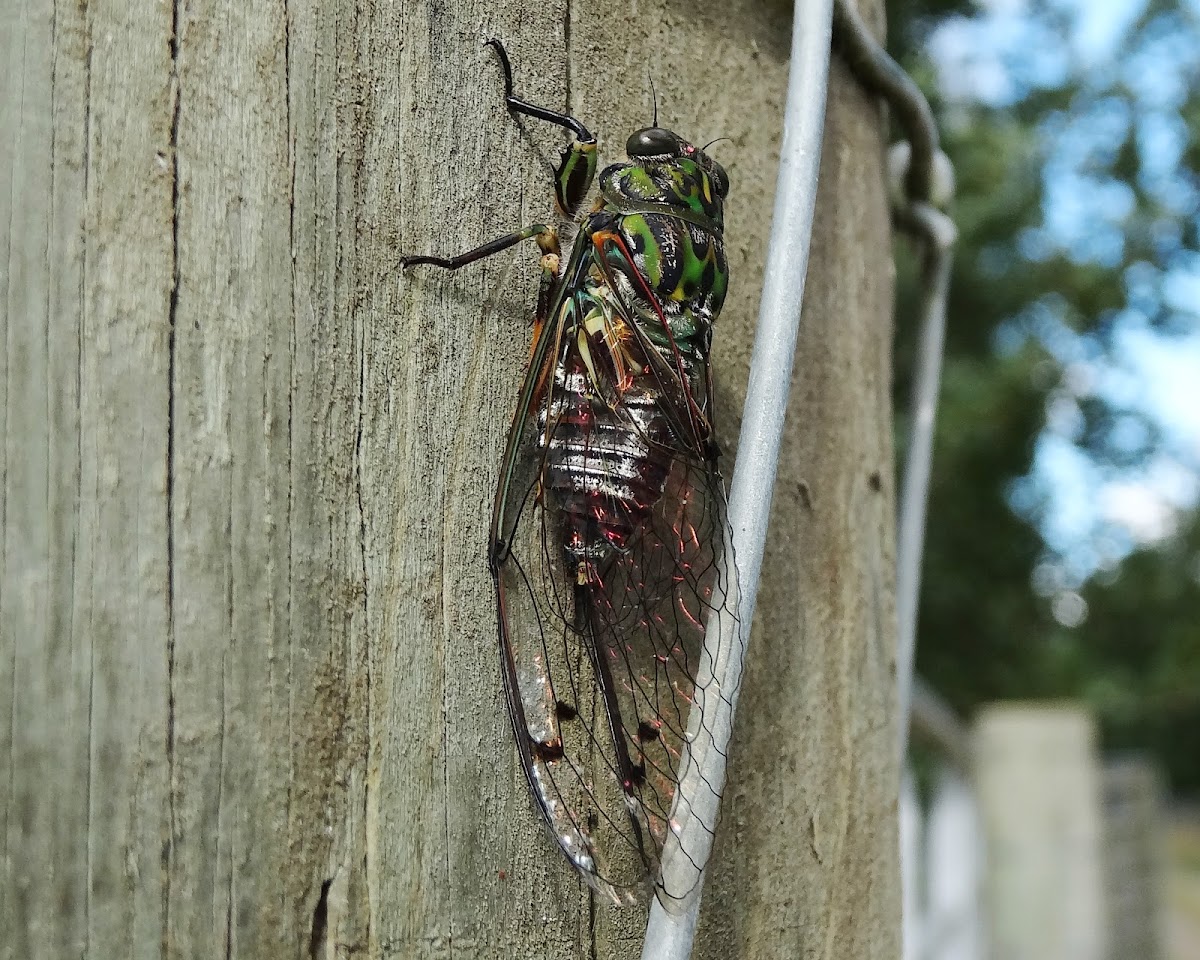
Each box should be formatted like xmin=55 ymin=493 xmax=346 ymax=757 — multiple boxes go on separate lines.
xmin=0 ymin=0 xmax=897 ymax=957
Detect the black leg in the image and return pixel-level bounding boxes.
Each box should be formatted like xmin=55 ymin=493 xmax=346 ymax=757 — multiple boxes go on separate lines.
xmin=486 ymin=39 xmax=599 ymax=217
xmin=401 ymin=224 xmax=558 ymax=272
xmin=486 ymin=39 xmax=595 ymax=144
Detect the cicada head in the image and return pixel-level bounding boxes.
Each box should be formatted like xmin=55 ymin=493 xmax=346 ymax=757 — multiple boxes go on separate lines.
xmin=602 ymin=127 xmax=729 ymax=229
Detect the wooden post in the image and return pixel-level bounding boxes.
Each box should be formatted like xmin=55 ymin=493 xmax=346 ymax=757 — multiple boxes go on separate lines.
xmin=974 ymin=705 xmax=1108 ymax=960
xmin=1 ymin=1 xmax=897 ymax=957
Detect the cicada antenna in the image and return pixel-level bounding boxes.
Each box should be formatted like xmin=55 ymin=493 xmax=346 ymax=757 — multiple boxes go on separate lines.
xmin=649 ymin=72 xmax=659 ymax=127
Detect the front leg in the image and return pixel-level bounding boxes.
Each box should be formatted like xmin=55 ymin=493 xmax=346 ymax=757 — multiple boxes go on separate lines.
xmin=486 ymin=39 xmax=598 ymax=218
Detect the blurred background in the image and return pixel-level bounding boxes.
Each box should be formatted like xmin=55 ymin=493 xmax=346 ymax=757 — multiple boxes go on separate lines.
xmin=884 ymin=0 xmax=1200 ymax=956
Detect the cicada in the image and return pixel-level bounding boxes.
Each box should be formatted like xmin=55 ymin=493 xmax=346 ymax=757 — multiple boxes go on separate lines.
xmin=403 ymin=40 xmax=740 ymax=908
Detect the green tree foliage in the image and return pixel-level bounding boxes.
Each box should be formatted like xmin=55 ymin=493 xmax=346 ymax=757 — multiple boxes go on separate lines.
xmin=885 ymin=0 xmax=1200 ymax=793
xmin=1070 ymin=508 xmax=1200 ymax=789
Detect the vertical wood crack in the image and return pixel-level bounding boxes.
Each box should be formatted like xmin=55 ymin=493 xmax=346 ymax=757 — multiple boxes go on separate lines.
xmin=563 ymin=0 xmax=572 ymax=116
xmin=74 ymin=11 xmax=97 ymax=956
xmin=224 ymin=867 xmax=234 ymax=960
xmin=308 ymin=878 xmax=331 ymax=959
xmin=282 ymin=0 xmax=297 ymax=913
xmin=163 ymin=0 xmax=183 ymax=953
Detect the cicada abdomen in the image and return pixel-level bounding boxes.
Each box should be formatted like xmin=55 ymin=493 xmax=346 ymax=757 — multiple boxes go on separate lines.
xmin=403 ymin=40 xmax=741 ymax=910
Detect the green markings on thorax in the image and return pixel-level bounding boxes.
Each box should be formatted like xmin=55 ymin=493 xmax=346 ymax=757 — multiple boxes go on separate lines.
xmin=601 ymin=158 xmax=724 ymax=229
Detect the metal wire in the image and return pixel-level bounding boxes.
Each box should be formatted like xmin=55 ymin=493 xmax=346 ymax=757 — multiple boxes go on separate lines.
xmin=894 ymin=202 xmax=956 ymax=760
xmin=831 ymin=0 xmax=958 ymax=759
xmin=639 ymin=0 xmax=835 ymax=955
xmin=832 ymin=0 xmax=939 ymax=204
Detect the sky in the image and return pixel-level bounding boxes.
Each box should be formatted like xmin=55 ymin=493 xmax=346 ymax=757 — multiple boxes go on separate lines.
xmin=927 ymin=0 xmax=1200 ymax=610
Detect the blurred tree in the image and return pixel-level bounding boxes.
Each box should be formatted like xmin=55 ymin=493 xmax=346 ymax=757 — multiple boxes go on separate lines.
xmin=884 ymin=0 xmax=1200 ymax=794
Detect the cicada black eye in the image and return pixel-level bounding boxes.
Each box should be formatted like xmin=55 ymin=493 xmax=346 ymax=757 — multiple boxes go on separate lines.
xmin=627 ymin=127 xmax=682 ymax=158
xmin=709 ymin=160 xmax=729 ymax=198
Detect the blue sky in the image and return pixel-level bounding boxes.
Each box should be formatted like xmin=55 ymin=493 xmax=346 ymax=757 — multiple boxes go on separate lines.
xmin=928 ymin=0 xmax=1200 ymax=610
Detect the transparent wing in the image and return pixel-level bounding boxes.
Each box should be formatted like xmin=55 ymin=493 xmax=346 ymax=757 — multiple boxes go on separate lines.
xmin=491 ymin=254 xmax=740 ymax=906
xmin=581 ymin=451 xmax=740 ymax=907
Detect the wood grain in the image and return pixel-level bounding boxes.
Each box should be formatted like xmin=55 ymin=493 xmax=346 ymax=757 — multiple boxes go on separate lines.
xmin=0 ymin=0 xmax=897 ymax=956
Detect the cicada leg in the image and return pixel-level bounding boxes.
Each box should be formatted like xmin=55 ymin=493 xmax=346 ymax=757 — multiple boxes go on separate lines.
xmin=402 ymin=222 xmax=562 ymax=372
xmin=485 ymin=38 xmax=598 ymax=217
xmin=400 ymin=223 xmax=559 ymax=272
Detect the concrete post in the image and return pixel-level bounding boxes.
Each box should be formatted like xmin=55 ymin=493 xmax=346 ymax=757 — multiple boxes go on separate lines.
xmin=974 ymin=705 xmax=1107 ymax=960
xmin=1102 ymin=757 xmax=1166 ymax=960
xmin=925 ymin=766 xmax=984 ymax=960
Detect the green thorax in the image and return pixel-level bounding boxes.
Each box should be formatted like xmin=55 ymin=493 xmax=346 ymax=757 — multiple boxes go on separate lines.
xmin=599 ymin=158 xmax=724 ymax=232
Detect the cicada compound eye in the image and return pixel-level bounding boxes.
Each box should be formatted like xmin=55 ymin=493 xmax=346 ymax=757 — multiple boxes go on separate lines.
xmin=627 ymin=127 xmax=682 ymax=159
